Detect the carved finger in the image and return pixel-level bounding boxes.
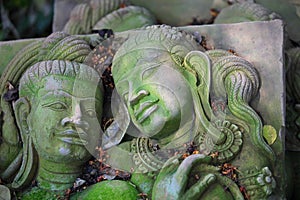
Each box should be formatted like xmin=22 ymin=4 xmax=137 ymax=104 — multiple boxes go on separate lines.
xmin=173 ymin=154 xmax=212 ymax=188
xmin=180 ymin=173 xmax=217 ymax=200
xmin=216 ymin=174 xmax=244 ymax=200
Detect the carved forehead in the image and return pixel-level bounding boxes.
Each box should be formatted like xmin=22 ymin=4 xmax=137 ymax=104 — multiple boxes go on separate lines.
xmin=117 ymin=25 xmax=200 ymax=55
xmin=112 ymin=25 xmax=203 ymax=82
xmin=19 ymin=60 xmax=103 ymax=98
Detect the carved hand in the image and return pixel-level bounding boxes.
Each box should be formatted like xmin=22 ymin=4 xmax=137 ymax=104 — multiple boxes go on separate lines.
xmin=152 ymin=154 xmax=216 ymax=200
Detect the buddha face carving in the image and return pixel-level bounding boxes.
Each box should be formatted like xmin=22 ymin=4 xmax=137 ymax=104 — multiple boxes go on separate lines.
xmin=111 ymin=26 xmax=202 ymax=140
xmin=15 ymin=60 xmax=103 ymax=163
xmin=114 ymin=53 xmax=195 ymax=139
xmin=29 ymin=77 xmax=102 ymax=162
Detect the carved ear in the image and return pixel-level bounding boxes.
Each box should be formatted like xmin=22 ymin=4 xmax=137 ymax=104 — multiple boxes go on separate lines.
xmin=11 ymin=97 xmax=37 ymax=189
xmin=183 ymin=51 xmax=214 ymax=120
xmin=183 ymin=51 xmax=211 ymax=90
xmin=183 ymin=51 xmax=223 ymax=142
xmin=13 ymin=97 xmax=30 ymax=136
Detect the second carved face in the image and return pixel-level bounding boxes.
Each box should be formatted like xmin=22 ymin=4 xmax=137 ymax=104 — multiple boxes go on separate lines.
xmin=114 ymin=53 xmax=195 ymax=140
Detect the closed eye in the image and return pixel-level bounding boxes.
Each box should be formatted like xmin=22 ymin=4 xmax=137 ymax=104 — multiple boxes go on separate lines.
xmin=42 ymin=102 xmax=68 ymax=111
xmin=141 ymin=66 xmax=158 ymax=80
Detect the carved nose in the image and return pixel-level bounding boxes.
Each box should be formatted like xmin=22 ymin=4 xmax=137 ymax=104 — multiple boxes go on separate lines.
xmin=61 ymin=104 xmax=89 ymax=131
xmin=129 ymin=89 xmax=149 ymax=106
xmin=71 ymin=103 xmax=82 ymax=122
xmin=61 ymin=117 xmax=89 ymax=130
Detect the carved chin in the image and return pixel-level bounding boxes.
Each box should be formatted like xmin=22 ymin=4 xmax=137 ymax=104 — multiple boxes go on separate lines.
xmin=133 ymin=111 xmax=180 ymax=139
xmin=34 ymin=141 xmax=91 ymax=163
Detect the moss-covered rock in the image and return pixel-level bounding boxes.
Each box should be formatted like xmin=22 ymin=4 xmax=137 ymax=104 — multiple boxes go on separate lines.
xmin=70 ymin=180 xmax=139 ymax=200
xmin=130 ymin=172 xmax=155 ymax=196
xmin=19 ymin=187 xmax=65 ymax=200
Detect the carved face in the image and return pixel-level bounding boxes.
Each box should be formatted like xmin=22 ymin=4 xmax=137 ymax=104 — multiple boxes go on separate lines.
xmin=115 ymin=56 xmax=195 ymax=139
xmin=26 ymin=75 xmax=103 ymax=163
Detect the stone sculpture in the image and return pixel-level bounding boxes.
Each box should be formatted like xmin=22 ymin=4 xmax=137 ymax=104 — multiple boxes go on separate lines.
xmin=0 ymin=33 xmax=104 ymax=199
xmin=100 ymin=25 xmax=277 ymax=199
xmin=214 ymin=2 xmax=281 ymax=24
xmin=62 ymin=0 xmax=156 ymax=35
xmin=214 ymin=1 xmax=300 ymax=46
xmin=0 ymin=24 xmax=283 ymax=199
xmin=16 ymin=60 xmax=103 ymax=199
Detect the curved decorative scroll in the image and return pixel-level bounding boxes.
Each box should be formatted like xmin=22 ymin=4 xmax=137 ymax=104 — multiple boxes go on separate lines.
xmin=199 ymin=120 xmax=243 ymax=163
xmin=207 ymin=49 xmax=275 ymax=162
xmin=131 ymin=137 xmax=166 ymax=173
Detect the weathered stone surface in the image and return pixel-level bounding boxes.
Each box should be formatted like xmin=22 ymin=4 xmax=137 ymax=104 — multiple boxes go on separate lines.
xmin=129 ymin=0 xmax=253 ymax=26
xmin=181 ymin=20 xmax=285 ymax=135
xmin=214 ymin=2 xmax=281 ymax=24
xmin=53 ymin=0 xmax=90 ymax=32
xmin=0 ymin=39 xmax=38 ymax=76
xmin=111 ymin=20 xmax=285 ymax=198
xmin=52 ymin=0 xmax=234 ymax=31
xmin=0 ymin=20 xmax=285 ymax=199
xmin=256 ymin=0 xmax=300 ymax=42
xmin=61 ymin=0 xmax=129 ymax=35
xmin=92 ymin=6 xmax=156 ymax=32
xmin=0 ymin=21 xmax=285 ymax=146
xmin=184 ymin=20 xmax=285 ymax=199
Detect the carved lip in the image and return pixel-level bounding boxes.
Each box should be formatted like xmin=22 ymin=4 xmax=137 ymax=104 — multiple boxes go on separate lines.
xmin=134 ymin=100 xmax=159 ymax=123
xmin=56 ymin=130 xmax=88 ymax=146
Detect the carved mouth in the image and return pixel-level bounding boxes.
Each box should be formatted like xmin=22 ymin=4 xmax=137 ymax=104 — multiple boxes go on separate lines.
xmin=134 ymin=99 xmax=159 ymax=123
xmin=56 ymin=130 xmax=88 ymax=145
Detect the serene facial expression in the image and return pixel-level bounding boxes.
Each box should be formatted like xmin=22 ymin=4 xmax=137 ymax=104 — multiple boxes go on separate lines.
xmin=115 ymin=55 xmax=195 ymax=139
xmin=27 ymin=75 xmax=103 ymax=163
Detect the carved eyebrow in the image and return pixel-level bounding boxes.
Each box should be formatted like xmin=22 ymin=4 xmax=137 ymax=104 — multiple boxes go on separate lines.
xmin=78 ymin=98 xmax=102 ymax=104
xmin=41 ymin=90 xmax=102 ymax=102
xmin=41 ymin=90 xmax=72 ymax=100
xmin=138 ymin=61 xmax=162 ymax=68
xmin=140 ymin=62 xmax=163 ymax=78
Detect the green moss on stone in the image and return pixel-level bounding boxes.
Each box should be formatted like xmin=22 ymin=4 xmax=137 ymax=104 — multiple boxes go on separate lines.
xmin=130 ymin=172 xmax=155 ymax=196
xmin=20 ymin=187 xmax=65 ymax=200
xmin=70 ymin=180 xmax=139 ymax=200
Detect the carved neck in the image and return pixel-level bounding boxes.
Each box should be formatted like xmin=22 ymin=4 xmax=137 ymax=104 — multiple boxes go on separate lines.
xmin=160 ymin=116 xmax=196 ymax=148
xmin=37 ymin=158 xmax=83 ymax=191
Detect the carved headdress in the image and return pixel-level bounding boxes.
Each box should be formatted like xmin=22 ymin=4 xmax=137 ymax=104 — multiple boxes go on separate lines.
xmin=112 ymin=25 xmax=204 ymax=83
